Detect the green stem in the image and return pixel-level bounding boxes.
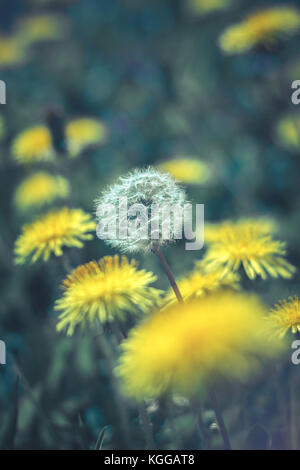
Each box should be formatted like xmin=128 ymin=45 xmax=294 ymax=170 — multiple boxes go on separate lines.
xmin=97 ymin=325 xmax=131 ymax=448
xmin=138 ymin=402 xmax=156 ymax=450
xmin=153 ymin=244 xmax=183 ymax=302
xmin=209 ymin=388 xmax=231 ymax=450
xmin=109 ymin=317 xmax=156 ymax=449
xmin=192 ymin=401 xmax=211 ymax=450
xmin=153 ymin=246 xmax=231 ymax=450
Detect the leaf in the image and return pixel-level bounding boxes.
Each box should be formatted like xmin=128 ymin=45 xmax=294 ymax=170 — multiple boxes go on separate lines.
xmin=94 ymin=426 xmax=108 ymax=450
xmin=1 ymin=377 xmax=19 ymax=449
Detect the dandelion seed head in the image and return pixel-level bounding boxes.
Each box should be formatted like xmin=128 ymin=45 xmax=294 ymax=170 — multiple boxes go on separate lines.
xmin=95 ymin=167 xmax=189 ymax=253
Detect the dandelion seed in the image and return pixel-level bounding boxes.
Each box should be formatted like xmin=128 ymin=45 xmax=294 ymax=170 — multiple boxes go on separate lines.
xmin=14 ymin=207 xmax=95 ymax=264
xmin=56 ymin=255 xmax=162 ymax=335
xmin=14 ymin=172 xmax=70 ymax=211
xmin=116 ymin=291 xmax=284 ymax=399
xmin=219 ymin=6 xmax=300 ymax=55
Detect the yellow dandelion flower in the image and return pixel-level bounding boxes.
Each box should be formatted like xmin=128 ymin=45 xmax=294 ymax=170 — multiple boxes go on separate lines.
xmin=11 ymin=125 xmax=55 ymax=165
xmin=267 ymin=297 xmax=300 ymax=338
xmin=14 ymin=172 xmax=70 ymax=211
xmin=158 ymin=158 xmax=211 ymax=185
xmin=116 ymin=291 xmax=284 ymax=399
xmin=201 ymin=226 xmax=295 ymax=280
xmin=16 ymin=14 xmax=68 ymax=45
xmin=66 ymin=118 xmax=107 ymax=158
xmin=164 ymin=268 xmax=239 ymax=305
xmin=219 ymin=6 xmax=300 ymax=55
xmin=276 ymin=114 xmax=300 ymax=151
xmin=14 ymin=207 xmax=95 ymax=264
xmin=0 ymin=35 xmax=26 ymax=67
xmin=55 ymin=255 xmax=162 ymax=335
xmin=203 ymin=218 xmax=278 ymax=245
xmin=188 ymin=0 xmax=232 ymax=15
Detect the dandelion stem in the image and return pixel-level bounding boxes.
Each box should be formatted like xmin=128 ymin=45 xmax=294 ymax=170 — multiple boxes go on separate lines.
xmin=138 ymin=402 xmax=156 ymax=450
xmin=153 ymin=245 xmax=231 ymax=450
xmin=109 ymin=317 xmax=156 ymax=449
xmin=209 ymin=388 xmax=232 ymax=450
xmin=97 ymin=325 xmax=131 ymax=449
xmin=152 ymin=244 xmax=183 ymax=302
xmin=192 ymin=402 xmax=211 ymax=450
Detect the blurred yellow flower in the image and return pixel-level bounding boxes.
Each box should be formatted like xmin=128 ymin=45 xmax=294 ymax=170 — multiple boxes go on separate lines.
xmin=219 ymin=6 xmax=300 ymax=54
xmin=12 ymin=125 xmax=55 ymax=165
xmin=0 ymin=35 xmax=26 ymax=67
xmin=56 ymin=255 xmax=162 ymax=335
xmin=14 ymin=207 xmax=95 ymax=264
xmin=267 ymin=297 xmax=300 ymax=338
xmin=16 ymin=14 xmax=68 ymax=45
xmin=203 ymin=218 xmax=278 ymax=244
xmin=164 ymin=268 xmax=239 ymax=305
xmin=14 ymin=172 xmax=70 ymax=211
xmin=202 ymin=228 xmax=295 ymax=280
xmin=188 ymin=0 xmax=232 ymax=15
xmin=116 ymin=292 xmax=284 ymax=399
xmin=66 ymin=118 xmax=108 ymax=158
xmin=158 ymin=158 xmax=211 ymax=185
xmin=277 ymin=115 xmax=300 ymax=151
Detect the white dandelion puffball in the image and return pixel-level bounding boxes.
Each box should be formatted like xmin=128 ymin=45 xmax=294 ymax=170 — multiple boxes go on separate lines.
xmin=95 ymin=167 xmax=189 ymax=253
